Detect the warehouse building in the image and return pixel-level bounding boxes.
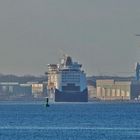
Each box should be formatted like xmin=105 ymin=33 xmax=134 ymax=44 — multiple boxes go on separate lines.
xmin=96 ymin=80 xmax=140 ymax=100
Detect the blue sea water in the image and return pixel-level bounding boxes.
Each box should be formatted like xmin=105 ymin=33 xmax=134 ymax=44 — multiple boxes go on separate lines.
xmin=0 ymin=102 xmax=140 ymax=140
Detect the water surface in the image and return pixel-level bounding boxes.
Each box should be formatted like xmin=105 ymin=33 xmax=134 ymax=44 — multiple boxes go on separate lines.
xmin=0 ymin=102 xmax=140 ymax=140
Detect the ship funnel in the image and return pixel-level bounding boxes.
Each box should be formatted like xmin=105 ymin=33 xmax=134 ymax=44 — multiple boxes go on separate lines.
xmin=65 ymin=56 xmax=73 ymax=66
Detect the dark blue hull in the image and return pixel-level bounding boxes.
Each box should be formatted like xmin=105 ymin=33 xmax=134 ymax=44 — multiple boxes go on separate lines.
xmin=55 ymin=89 xmax=88 ymax=102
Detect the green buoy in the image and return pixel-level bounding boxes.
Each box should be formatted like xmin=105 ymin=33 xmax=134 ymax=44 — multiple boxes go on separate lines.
xmin=45 ymin=97 xmax=50 ymax=107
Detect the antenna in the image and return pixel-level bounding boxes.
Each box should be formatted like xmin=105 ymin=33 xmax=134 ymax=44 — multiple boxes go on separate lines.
xmin=59 ymin=49 xmax=67 ymax=57
xmin=58 ymin=48 xmax=69 ymax=63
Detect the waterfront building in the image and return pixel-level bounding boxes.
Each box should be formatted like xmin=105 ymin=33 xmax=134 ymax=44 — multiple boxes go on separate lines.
xmin=87 ymin=80 xmax=97 ymax=101
xmin=32 ymin=83 xmax=44 ymax=98
xmin=96 ymin=79 xmax=140 ymax=100
xmin=0 ymin=82 xmax=32 ymax=100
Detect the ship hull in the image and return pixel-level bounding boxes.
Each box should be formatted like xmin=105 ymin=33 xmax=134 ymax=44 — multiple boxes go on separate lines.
xmin=55 ymin=89 xmax=88 ymax=102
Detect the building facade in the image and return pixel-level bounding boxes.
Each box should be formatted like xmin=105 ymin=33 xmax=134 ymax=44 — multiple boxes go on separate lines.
xmin=96 ymin=80 xmax=140 ymax=100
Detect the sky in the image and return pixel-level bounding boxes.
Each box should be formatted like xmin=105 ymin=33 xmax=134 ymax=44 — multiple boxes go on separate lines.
xmin=0 ymin=0 xmax=140 ymax=76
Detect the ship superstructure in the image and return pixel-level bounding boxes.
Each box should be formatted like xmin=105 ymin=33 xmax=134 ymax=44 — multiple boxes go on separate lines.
xmin=47 ymin=55 xmax=88 ymax=102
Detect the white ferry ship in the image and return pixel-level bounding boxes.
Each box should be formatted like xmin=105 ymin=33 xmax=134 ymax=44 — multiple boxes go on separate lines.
xmin=47 ymin=55 xmax=88 ymax=102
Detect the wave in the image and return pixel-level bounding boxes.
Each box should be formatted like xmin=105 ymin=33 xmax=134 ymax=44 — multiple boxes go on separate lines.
xmin=0 ymin=126 xmax=140 ymax=131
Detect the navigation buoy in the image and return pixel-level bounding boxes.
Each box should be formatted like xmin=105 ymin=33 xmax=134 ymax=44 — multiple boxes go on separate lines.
xmin=45 ymin=97 xmax=50 ymax=107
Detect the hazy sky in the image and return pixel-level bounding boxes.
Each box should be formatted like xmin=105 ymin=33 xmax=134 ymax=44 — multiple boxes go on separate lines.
xmin=0 ymin=0 xmax=140 ymax=76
